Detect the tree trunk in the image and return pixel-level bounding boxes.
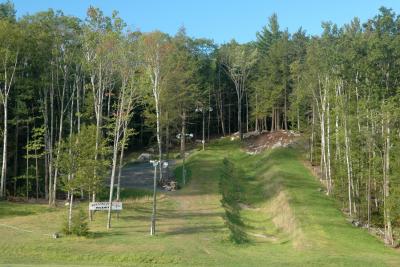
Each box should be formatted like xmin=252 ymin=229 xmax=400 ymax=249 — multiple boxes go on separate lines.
xmin=0 ymin=52 xmax=18 ymax=198
xmin=255 ymin=92 xmax=259 ymax=132
xmin=217 ymin=64 xmax=225 ymax=136
xmin=67 ymin=87 xmax=75 ymax=201
xmin=68 ymin=192 xmax=74 ymax=233
xmin=116 ymin=124 xmax=128 ymax=201
xmin=26 ymin=124 xmax=29 ymax=200
xmin=284 ymin=85 xmax=288 ymax=130
xmin=92 ymin=63 xmax=105 ymax=203
xmin=383 ymin=115 xmax=393 ymax=245
xmin=277 ymin=108 xmax=280 ymax=130
xmin=107 ymin=114 xmax=122 ymax=229
xmin=310 ymin=105 xmax=315 ymax=163
xmin=367 ymin=132 xmax=372 ymax=228
xmin=181 ymin=111 xmax=187 ymax=184
xmin=238 ymin=94 xmax=242 ymax=139
xmin=228 ymin=103 xmax=231 ymax=135
xmin=0 ymin=100 xmax=8 ymax=198
xmin=42 ymin=87 xmax=49 ymax=200
xmin=52 ymin=96 xmax=66 ymax=205
xmin=297 ymin=108 xmax=300 ymax=132
xmin=48 ymin=72 xmax=55 ymax=205
xmin=35 ymin=148 xmax=39 ymax=200
xmin=246 ymin=92 xmax=249 ymax=133
xmin=326 ymin=96 xmax=332 ymax=194
xmin=107 ymin=88 xmax=112 ymax=118
xmin=165 ymin=112 xmax=169 ymax=159
xmin=13 ymin=120 xmax=18 ymax=196
xmin=150 ymin=164 xmax=157 ymax=236
xmin=156 ymin=101 xmax=162 ymax=183
xmin=320 ymin=102 xmax=327 ymax=183
xmin=219 ymin=91 xmax=225 ymax=136
xmin=344 ymin=116 xmax=352 ymax=216
xmin=335 ymin=85 xmax=340 ymax=162
xmin=150 ymin=59 xmax=162 ymax=236
xmin=271 ymin=108 xmax=275 ymax=132
xmin=76 ymin=75 xmax=81 ymax=133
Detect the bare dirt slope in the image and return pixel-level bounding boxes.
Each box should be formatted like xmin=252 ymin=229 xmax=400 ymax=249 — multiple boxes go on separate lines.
xmin=244 ymin=130 xmax=300 ymax=154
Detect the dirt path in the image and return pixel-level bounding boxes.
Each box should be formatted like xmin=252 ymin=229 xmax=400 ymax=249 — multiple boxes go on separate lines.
xmin=164 ymin=155 xmax=224 ymax=238
xmin=114 ymin=160 xmax=176 ymax=190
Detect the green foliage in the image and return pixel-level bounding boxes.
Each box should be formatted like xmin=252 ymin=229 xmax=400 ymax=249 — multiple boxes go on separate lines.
xmin=4 ymin=1 xmax=400 ymax=250
xmin=57 ymin=125 xmax=109 ymax=194
xmin=62 ymin=208 xmax=89 ymax=237
xmin=0 ymin=0 xmax=16 ymax=22
xmin=174 ymin=164 xmax=192 ymax=187
xmin=251 ymin=14 xmax=296 ymax=130
xmin=2 ymin=142 xmax=400 ymax=265
xmin=219 ymin=41 xmax=258 ymax=80
xmin=25 ymin=126 xmax=46 ymax=158
xmin=256 ymin=13 xmax=281 ymax=54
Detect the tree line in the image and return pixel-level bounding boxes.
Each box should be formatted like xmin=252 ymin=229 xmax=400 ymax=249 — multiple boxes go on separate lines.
xmin=251 ymin=7 xmax=400 ymax=245
xmin=1 ymin=1 xmax=400 ymax=243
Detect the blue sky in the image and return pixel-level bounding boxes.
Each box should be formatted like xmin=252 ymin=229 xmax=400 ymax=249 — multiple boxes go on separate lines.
xmin=11 ymin=0 xmax=400 ymax=43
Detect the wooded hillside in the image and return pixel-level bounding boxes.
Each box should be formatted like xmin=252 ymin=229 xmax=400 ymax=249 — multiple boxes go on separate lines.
xmin=1 ymin=1 xmax=400 ymax=245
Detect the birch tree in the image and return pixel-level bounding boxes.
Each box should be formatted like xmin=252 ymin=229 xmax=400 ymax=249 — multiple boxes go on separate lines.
xmin=0 ymin=20 xmax=20 ymax=198
xmin=140 ymin=31 xmax=170 ymax=235
xmin=82 ymin=7 xmax=114 ymax=202
xmin=57 ymin=125 xmax=108 ymax=233
xmin=107 ymin=34 xmax=139 ymax=229
xmin=220 ymin=41 xmax=257 ymax=139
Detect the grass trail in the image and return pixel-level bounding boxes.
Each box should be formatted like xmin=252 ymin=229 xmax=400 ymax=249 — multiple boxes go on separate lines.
xmin=0 ymin=139 xmax=399 ymax=266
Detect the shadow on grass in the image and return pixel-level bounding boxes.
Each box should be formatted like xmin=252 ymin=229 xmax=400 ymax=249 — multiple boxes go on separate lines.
xmin=162 ymin=224 xmax=225 ymax=236
xmin=122 ymin=210 xmax=224 ymax=222
xmin=90 ymin=230 xmax=126 ymax=239
xmin=219 ymin=159 xmax=249 ymax=244
xmin=0 ymin=201 xmax=54 ymax=219
xmin=97 ymin=187 xmax=153 ymax=201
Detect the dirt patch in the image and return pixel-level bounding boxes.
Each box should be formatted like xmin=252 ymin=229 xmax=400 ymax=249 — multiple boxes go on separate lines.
xmin=244 ymin=130 xmax=300 ymax=154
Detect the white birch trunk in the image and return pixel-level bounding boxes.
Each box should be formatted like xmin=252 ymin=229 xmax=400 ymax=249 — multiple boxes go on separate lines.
xmin=0 ymin=100 xmax=8 ymax=198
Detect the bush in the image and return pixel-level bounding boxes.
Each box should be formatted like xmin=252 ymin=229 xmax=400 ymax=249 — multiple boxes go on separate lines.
xmin=62 ymin=208 xmax=89 ymax=237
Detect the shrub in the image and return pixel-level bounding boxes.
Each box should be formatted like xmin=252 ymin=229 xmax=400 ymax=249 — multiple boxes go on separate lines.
xmin=62 ymin=208 xmax=89 ymax=237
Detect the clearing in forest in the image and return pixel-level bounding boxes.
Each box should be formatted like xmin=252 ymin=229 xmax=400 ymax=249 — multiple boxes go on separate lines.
xmin=0 ymin=138 xmax=399 ymax=266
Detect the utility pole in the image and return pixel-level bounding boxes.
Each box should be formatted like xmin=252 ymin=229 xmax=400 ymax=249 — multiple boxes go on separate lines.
xmin=150 ymin=160 xmax=168 ymax=236
xmin=150 ymin=160 xmax=158 ymax=236
xmin=195 ymin=106 xmax=213 ymax=151
xmin=176 ymin=133 xmax=193 ymax=185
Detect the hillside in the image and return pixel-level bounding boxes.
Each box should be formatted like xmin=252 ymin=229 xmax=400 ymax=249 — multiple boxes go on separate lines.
xmin=0 ymin=139 xmax=399 ymax=266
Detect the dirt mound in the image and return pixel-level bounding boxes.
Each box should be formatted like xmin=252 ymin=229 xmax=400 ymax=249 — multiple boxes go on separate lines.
xmin=245 ymin=130 xmax=300 ymax=154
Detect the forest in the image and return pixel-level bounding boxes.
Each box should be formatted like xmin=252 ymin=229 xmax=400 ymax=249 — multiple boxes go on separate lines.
xmin=1 ymin=0 xmax=400 ymax=253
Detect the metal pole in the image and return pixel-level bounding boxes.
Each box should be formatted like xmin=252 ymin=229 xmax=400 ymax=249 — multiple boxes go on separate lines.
xmin=150 ymin=162 xmax=157 ymax=236
xmin=182 ymin=152 xmax=186 ymax=185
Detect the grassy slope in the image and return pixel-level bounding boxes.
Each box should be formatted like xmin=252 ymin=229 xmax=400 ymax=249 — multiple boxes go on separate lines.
xmin=0 ymin=139 xmax=399 ymax=266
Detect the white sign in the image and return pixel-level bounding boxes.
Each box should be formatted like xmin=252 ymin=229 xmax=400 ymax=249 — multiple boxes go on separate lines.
xmin=89 ymin=202 xmax=123 ymax=211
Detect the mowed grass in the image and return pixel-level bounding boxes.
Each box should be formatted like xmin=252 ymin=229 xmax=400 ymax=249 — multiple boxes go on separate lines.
xmin=0 ymin=138 xmax=399 ymax=266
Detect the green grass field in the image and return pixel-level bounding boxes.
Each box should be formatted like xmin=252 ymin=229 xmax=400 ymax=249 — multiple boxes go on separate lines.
xmin=0 ymin=139 xmax=399 ymax=266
